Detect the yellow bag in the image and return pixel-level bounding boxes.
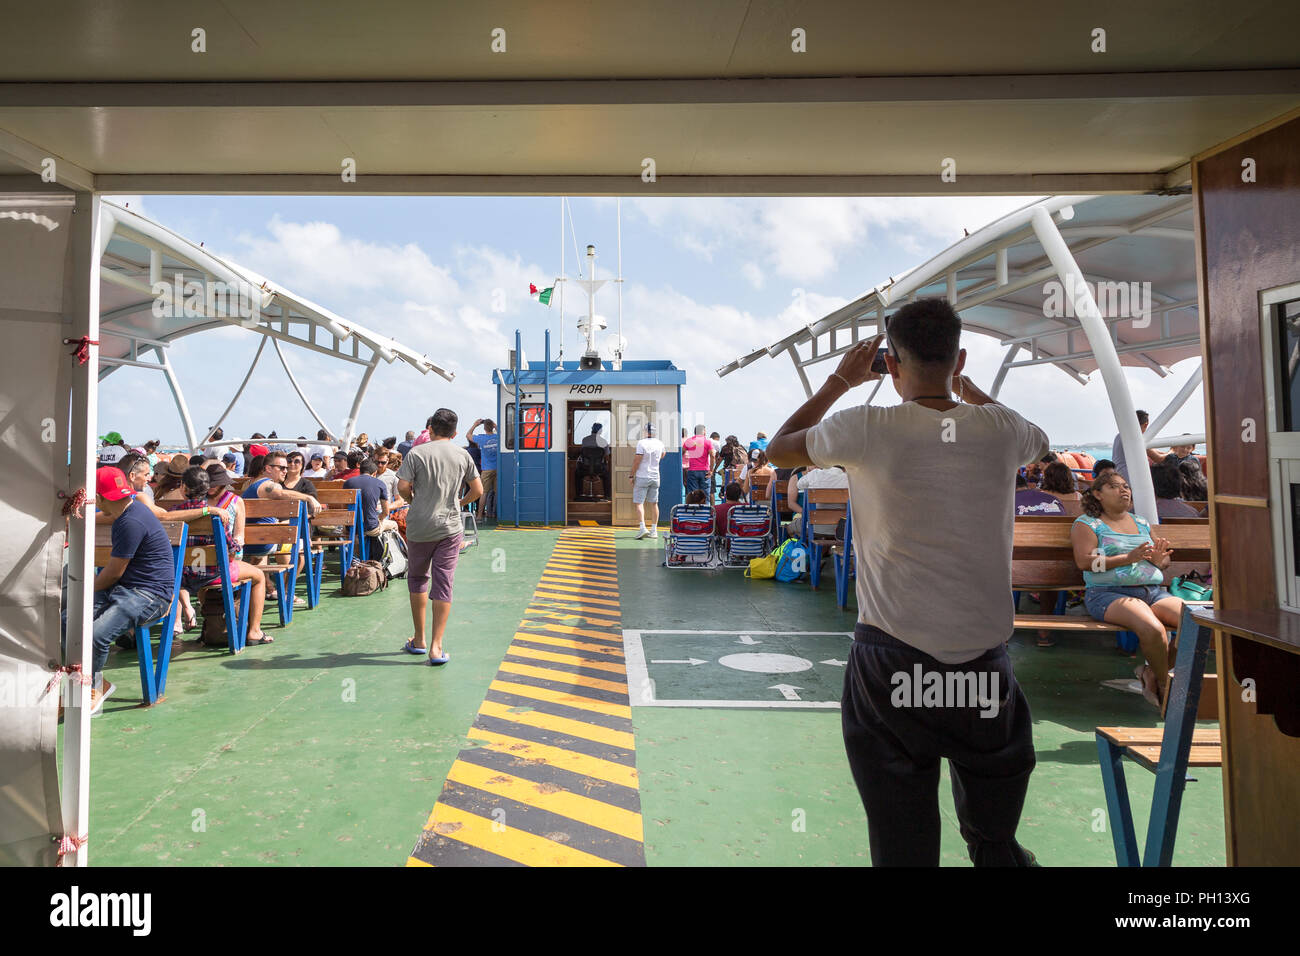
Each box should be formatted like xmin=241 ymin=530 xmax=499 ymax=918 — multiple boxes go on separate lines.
xmin=745 ymin=541 xmax=784 ymax=579
xmin=745 ymin=553 xmax=777 ymax=578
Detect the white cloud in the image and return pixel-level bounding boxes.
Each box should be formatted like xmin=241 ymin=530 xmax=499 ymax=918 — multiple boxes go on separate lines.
xmin=629 ymin=196 xmax=1037 ymax=284
xmin=740 ymin=262 xmax=765 ymax=290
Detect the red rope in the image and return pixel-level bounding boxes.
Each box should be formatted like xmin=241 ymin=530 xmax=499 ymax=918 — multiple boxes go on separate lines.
xmin=59 ymin=488 xmax=88 ymax=519
xmin=43 ymin=663 xmax=93 ymax=698
xmin=55 ymin=833 xmax=88 ymax=865
xmin=63 ymin=337 xmax=98 ymax=365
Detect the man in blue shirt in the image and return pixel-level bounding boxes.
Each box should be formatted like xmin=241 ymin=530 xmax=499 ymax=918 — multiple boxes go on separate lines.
xmin=467 ymin=419 xmax=500 ymax=521
xmin=344 ymin=459 xmax=396 ymax=538
xmin=86 ymin=467 xmax=176 ymax=715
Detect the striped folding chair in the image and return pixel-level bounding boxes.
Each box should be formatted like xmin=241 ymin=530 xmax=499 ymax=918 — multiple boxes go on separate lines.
xmin=664 ymin=503 xmax=715 ymax=568
xmin=722 ymin=505 xmax=773 ymax=568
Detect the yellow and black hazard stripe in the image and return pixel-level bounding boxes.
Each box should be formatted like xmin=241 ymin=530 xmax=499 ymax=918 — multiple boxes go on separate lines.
xmin=408 ymin=526 xmax=644 ymax=867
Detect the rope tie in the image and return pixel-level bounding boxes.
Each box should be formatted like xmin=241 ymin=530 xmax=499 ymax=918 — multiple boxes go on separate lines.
xmin=59 ymin=488 xmax=88 ymax=519
xmin=42 ymin=663 xmax=92 ymax=698
xmin=62 ymin=336 xmax=99 ymax=365
xmin=55 ymin=832 xmax=88 ymax=865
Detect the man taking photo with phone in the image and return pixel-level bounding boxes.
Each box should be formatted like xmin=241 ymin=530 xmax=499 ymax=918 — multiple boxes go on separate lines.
xmin=767 ymin=297 xmax=1049 ymax=867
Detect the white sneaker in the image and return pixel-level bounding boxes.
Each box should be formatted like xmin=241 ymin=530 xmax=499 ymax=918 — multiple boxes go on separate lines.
xmin=648 ymin=531 xmax=659 ymax=539
xmin=634 ymin=529 xmax=649 ymax=539
xmin=90 ymin=680 xmax=115 ymax=718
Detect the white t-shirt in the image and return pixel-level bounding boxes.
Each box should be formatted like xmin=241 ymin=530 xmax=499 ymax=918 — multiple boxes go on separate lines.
xmin=797 ymin=467 xmax=849 ymax=491
xmin=376 ymin=469 xmax=400 ymax=499
xmin=807 ymin=400 xmax=1048 ymax=664
xmin=634 ymin=438 xmax=665 ymax=480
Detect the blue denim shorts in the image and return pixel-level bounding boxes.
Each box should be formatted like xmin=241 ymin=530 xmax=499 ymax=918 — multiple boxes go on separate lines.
xmin=1084 ymin=584 xmax=1176 ymax=621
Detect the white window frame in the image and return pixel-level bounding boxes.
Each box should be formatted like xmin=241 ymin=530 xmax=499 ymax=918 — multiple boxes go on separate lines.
xmin=1259 ymin=282 xmax=1300 ymax=611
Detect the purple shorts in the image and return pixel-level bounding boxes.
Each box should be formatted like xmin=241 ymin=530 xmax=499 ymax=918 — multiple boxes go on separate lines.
xmin=406 ymin=533 xmax=463 ymax=602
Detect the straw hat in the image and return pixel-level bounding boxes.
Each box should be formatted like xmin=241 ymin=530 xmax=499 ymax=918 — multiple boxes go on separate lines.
xmin=166 ymin=453 xmax=190 ymax=476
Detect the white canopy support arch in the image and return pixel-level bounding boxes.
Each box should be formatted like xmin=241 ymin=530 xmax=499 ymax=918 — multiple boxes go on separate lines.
xmin=719 ymin=194 xmax=1206 ymax=522
xmin=94 ymin=200 xmax=453 ymax=451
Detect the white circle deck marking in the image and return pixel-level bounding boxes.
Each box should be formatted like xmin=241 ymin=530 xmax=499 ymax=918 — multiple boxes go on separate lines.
xmin=717 ymin=653 xmax=813 ymax=674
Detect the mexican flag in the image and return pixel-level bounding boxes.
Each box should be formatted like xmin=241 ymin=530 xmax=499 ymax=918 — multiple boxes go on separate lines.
xmin=529 ymin=283 xmax=554 ymax=307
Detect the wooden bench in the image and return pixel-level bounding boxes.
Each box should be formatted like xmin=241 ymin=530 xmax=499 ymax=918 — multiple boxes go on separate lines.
xmin=749 ymin=473 xmax=772 ymax=503
xmin=242 ymin=498 xmax=306 ymax=624
xmin=1011 ymin=519 xmax=1212 ymax=638
xmin=155 ymin=507 xmax=253 ymax=653
xmin=305 ymin=488 xmax=360 ymax=599
xmin=1096 ymin=605 xmax=1221 ymax=866
xmin=94 ymin=520 xmax=188 ymax=705
xmin=801 ymin=487 xmax=848 ymax=589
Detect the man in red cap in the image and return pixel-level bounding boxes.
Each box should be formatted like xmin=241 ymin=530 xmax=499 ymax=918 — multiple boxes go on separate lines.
xmin=81 ymin=467 xmax=176 ymax=714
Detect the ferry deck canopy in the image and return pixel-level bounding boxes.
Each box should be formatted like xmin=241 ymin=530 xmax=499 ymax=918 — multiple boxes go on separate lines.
xmin=717 ymin=193 xmax=1206 ymax=520
xmin=96 ymin=199 xmax=452 ymax=450
xmin=2 ymin=1 xmax=1299 ymax=196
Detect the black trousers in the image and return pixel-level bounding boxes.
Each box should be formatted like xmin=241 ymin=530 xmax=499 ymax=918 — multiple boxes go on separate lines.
xmin=842 ymin=623 xmax=1037 ymax=866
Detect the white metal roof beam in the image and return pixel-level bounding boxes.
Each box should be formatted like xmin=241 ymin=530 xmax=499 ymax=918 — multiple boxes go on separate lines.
xmin=92 ymin=172 xmax=1168 ymax=197
xmin=1005 ymin=335 xmax=1200 ymax=368
xmin=0 ymin=126 xmax=94 ymax=191
xmin=6 ymin=71 xmax=1299 ymax=109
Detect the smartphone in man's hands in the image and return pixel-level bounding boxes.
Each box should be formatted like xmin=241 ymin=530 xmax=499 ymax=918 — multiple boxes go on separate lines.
xmin=870 ymin=346 xmax=889 ymax=376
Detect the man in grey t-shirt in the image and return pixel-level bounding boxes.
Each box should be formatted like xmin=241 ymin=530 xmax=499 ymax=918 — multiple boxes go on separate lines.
xmin=395 ymin=407 xmax=482 ymax=665
xmin=768 ymin=297 xmax=1047 ymax=868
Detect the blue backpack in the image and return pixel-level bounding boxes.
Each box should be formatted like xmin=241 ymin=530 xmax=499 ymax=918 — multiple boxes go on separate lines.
xmin=774 ymin=540 xmax=808 ymax=582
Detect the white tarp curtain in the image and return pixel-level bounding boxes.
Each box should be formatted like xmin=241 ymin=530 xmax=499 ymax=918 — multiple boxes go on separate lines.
xmin=0 ymin=194 xmax=76 ymax=866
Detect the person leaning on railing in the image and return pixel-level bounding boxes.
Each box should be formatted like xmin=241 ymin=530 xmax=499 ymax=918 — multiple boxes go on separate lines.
xmin=1070 ymin=471 xmax=1184 ymax=709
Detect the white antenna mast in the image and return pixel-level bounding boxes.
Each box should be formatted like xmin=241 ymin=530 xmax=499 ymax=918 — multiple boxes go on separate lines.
xmin=616 ymin=197 xmax=624 ymax=370
xmin=558 ymin=196 xmax=565 ymax=365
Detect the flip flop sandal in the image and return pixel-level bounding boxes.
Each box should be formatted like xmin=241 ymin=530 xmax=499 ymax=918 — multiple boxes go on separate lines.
xmin=402 ymin=639 xmax=427 ymax=655
xmin=427 ymin=652 xmax=450 ymax=666
xmin=246 ymin=633 xmax=274 ymax=645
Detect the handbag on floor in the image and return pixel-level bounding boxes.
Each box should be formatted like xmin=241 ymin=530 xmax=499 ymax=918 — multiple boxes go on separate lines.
xmin=342 ymin=559 xmax=389 ymax=597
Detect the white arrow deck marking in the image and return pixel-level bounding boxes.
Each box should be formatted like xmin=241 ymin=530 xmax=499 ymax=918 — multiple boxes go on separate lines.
xmin=650 ymin=658 xmax=708 ymax=666
xmin=736 ymin=635 xmax=761 ymax=645
xmin=769 ymin=684 xmax=804 ymax=701
xmin=820 ymin=659 xmax=847 ymax=667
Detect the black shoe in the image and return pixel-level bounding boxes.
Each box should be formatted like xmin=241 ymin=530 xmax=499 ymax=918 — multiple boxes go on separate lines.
xmin=115 ymin=634 xmax=136 ymax=651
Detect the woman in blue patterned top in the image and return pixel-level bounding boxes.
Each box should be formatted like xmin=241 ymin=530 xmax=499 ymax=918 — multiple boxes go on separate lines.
xmin=1070 ymin=471 xmax=1183 ymax=708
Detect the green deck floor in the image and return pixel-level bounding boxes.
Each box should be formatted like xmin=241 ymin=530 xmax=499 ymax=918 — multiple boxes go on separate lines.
xmin=76 ymin=527 xmax=1225 ymax=866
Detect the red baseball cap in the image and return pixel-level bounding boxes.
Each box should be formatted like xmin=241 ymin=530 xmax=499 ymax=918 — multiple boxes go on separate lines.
xmin=249 ymin=443 xmax=269 ymax=457
xmin=96 ymin=466 xmax=133 ymax=501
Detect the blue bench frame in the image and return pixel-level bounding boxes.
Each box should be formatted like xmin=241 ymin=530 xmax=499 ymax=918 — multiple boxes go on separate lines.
xmin=1095 ymin=604 xmax=1215 ymax=866
xmin=799 ymin=488 xmax=848 ymax=589
xmin=303 ymin=500 xmax=359 ymax=602
xmin=833 ymin=506 xmax=855 ymax=610
xmin=95 ymin=522 xmax=189 ymax=705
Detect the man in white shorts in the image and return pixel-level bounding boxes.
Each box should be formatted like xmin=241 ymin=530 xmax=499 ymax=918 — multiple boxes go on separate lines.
xmin=630 ymin=421 xmax=664 ymax=539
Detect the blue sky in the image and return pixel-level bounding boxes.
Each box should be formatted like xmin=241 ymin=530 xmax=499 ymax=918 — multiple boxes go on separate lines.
xmin=98 ymin=194 xmax=1206 ymax=450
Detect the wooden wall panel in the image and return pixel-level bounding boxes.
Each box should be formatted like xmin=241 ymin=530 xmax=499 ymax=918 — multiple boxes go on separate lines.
xmin=1196 ymin=113 xmax=1300 ymax=866
xmin=1196 ymin=117 xmax=1300 ymax=605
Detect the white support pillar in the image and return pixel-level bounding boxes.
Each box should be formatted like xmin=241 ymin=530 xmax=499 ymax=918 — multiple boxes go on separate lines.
xmin=989 ymin=343 xmax=1021 ymax=400
xmin=155 ymin=345 xmax=199 ymax=452
xmin=787 ymin=345 xmax=813 ymax=399
xmin=1144 ymin=363 xmax=1203 ymax=441
xmin=61 ymin=191 xmax=102 ymax=868
xmin=1031 ymin=207 xmax=1158 ymax=521
xmin=272 ymin=337 xmax=332 ymax=436
xmin=341 ymin=357 xmax=380 ymax=449
xmin=206 ymin=336 xmax=268 ymax=444
xmin=866 ymin=377 xmax=885 ymax=405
